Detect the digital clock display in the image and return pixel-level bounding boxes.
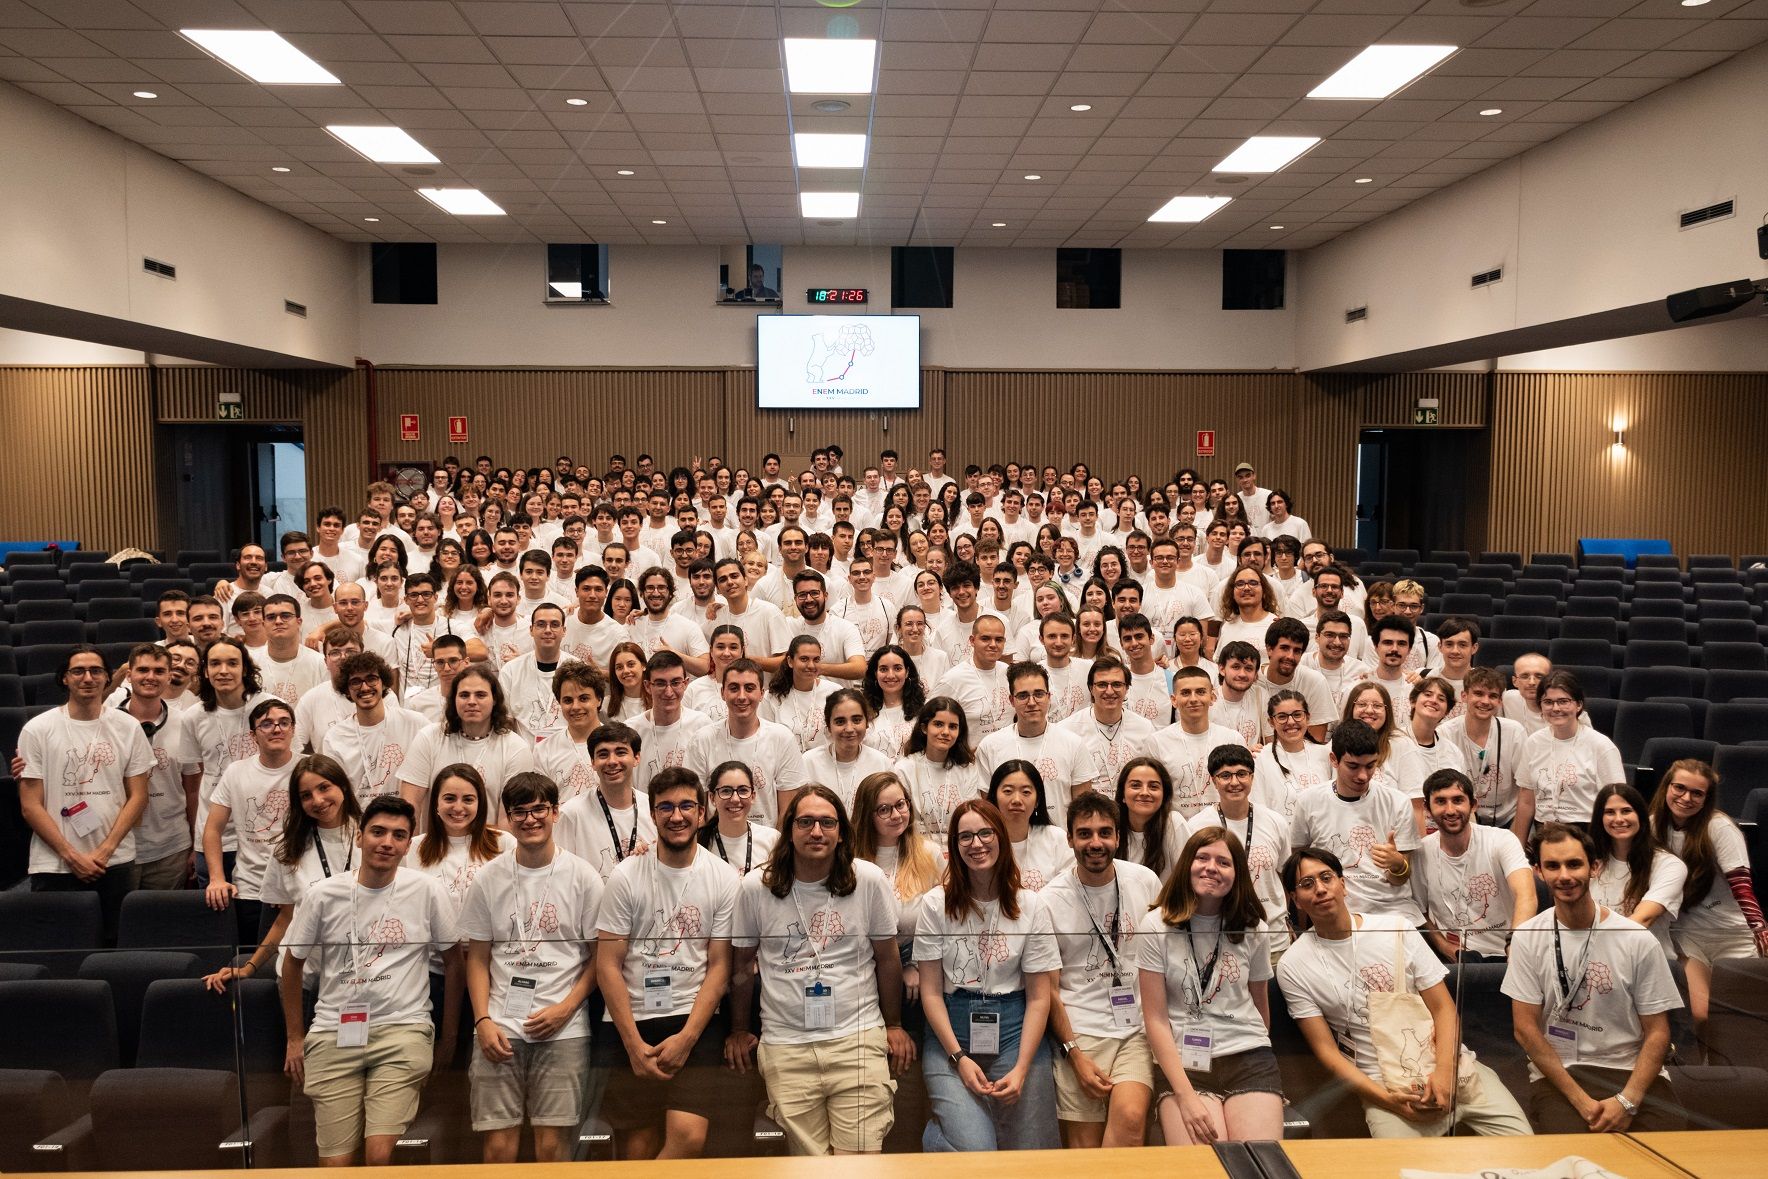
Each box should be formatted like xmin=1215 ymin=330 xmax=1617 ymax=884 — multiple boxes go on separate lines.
xmin=806 ymin=287 xmax=868 ymax=304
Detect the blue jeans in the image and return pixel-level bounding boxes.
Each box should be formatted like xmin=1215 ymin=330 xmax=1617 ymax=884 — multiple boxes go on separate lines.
xmin=922 ymin=989 xmax=1059 ymax=1152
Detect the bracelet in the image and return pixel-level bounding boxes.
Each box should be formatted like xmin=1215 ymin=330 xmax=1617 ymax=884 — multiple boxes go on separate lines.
xmin=474 ymin=1015 xmax=492 ymax=1027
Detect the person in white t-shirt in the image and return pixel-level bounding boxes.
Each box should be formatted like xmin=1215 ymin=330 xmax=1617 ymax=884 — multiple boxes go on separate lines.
xmin=1588 ymin=782 xmax=1684 ymax=961
xmin=281 ymin=795 xmax=461 ymax=1166
xmin=531 ymin=661 xmax=606 ymax=803
xmin=1438 ymin=667 xmax=1527 ymax=829
xmin=461 ymin=772 xmax=604 ymax=1162
xmin=1288 ymin=720 xmax=1423 ymax=927
xmin=1060 ymin=656 xmax=1155 ymax=799
xmin=1259 ymin=618 xmax=1332 ymax=744
xmin=762 ymin=635 xmax=838 ymax=752
xmin=1137 ymin=666 xmax=1247 ymax=818
xmin=554 ymin=721 xmax=656 ymax=881
xmin=1503 ymin=823 xmax=1686 ymax=1133
xmin=258 ymin=593 xmax=331 ymax=708
xmin=398 ymin=666 xmax=537 ymax=829
xmin=707 ymin=557 xmax=792 ymax=669
xmin=727 ymin=785 xmax=912 ymax=1156
xmin=629 ymin=567 xmax=711 ymax=674
xmin=18 ymin=646 xmax=156 ymax=943
xmin=1186 ymin=746 xmax=1293 ymax=958
xmin=1514 ymin=670 xmax=1626 ymax=840
xmin=1303 ymin=610 xmax=1373 ymax=719
xmin=1252 ymin=690 xmax=1326 ymax=822
xmin=1138 ymin=823 xmax=1283 ymax=1145
xmin=323 ymin=652 xmax=427 ymax=808
xmin=932 ymin=615 xmax=1014 ymax=740
xmin=1416 ymin=769 xmax=1535 ymax=963
xmin=1650 ymin=760 xmax=1768 ymax=1034
xmin=975 ymin=661 xmax=1101 ymax=828
xmin=804 ymin=689 xmax=896 ymax=813
xmin=203 ymin=697 xmax=298 ymax=949
xmin=176 ymin=635 xmax=276 ymax=890
xmin=698 ymin=760 xmax=781 ymax=877
xmin=1278 ymin=845 xmax=1530 ymax=1138
xmin=985 ymin=760 xmax=1075 ymax=892
xmin=114 ymin=643 xmax=201 ymax=890
xmin=1042 ymin=793 xmax=1160 ymax=1148
xmin=596 ymin=767 xmax=740 ymax=1159
xmin=682 ymin=660 xmax=807 ymax=826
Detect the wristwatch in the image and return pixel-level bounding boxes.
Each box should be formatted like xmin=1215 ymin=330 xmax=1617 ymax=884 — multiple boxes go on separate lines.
xmin=1614 ymin=1092 xmax=1638 ymax=1115
xmin=1058 ymin=1039 xmax=1079 ymax=1059
xmin=948 ymin=1049 xmax=968 ymax=1067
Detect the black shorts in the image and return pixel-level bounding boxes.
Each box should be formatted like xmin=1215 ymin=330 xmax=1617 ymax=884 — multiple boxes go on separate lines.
xmin=601 ymin=1012 xmax=728 ymax=1129
xmin=1158 ymin=1045 xmax=1284 ymax=1102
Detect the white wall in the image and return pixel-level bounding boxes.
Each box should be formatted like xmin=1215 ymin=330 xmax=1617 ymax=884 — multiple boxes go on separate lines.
xmin=1498 ymin=314 xmax=1768 ymax=372
xmin=1297 ymin=42 xmax=1768 ymax=371
xmin=0 ymin=82 xmax=358 ymax=367
xmin=0 ymin=329 xmax=147 ymax=366
xmin=359 ymin=243 xmax=1298 ymax=370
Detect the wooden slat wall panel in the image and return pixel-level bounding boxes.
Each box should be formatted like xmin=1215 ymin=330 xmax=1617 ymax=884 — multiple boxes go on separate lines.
xmin=940 ymin=371 xmax=1362 ymax=547
xmin=1487 ymin=372 xmax=1768 ymax=558
xmin=370 ymin=369 xmax=729 ymax=473
xmin=0 ymin=367 xmax=157 ymax=550
xmin=301 ymin=369 xmax=368 ymax=520
xmin=154 ymin=367 xmax=305 ymax=422
xmin=1315 ymin=372 xmax=1491 ymax=428
xmin=719 ymin=368 xmax=947 ymax=474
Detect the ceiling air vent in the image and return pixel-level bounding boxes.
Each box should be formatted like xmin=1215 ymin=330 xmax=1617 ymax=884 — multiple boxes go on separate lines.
xmin=1471 ymin=267 xmax=1503 ymax=288
xmin=1344 ymin=305 xmax=1368 ymax=323
xmin=1679 ymin=199 xmax=1734 ymax=230
xmin=142 ymin=257 xmax=176 ymax=279
xmin=284 ymin=299 xmax=308 ymax=318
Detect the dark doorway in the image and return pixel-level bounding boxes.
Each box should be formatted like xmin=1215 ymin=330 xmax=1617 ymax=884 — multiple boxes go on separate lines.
xmin=1355 ymin=428 xmax=1489 ymax=556
xmin=157 ymin=424 xmax=305 ymax=556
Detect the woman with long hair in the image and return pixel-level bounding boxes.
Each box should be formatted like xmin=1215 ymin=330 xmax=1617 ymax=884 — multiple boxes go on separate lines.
xmin=1341 ymin=681 xmax=1428 ymax=833
xmin=1137 ymin=826 xmax=1282 ymax=1144
xmin=681 ymin=624 xmax=745 ymax=721
xmin=1589 ymin=783 xmax=1686 ymax=958
xmin=697 ymin=760 xmax=778 ymax=876
xmin=1074 ymin=607 xmax=1113 ymax=662
xmin=896 ymin=605 xmax=952 ymax=688
xmin=987 ymin=760 xmax=1074 ymax=892
xmin=397 ymin=666 xmax=535 ymax=828
xmin=1170 ymin=615 xmax=1219 ymax=680
xmin=1010 ymin=583 xmax=1070 ymax=662
xmin=762 ymin=634 xmax=834 ymax=750
xmin=913 ymin=568 xmax=948 ymax=624
xmin=1253 ymin=689 xmax=1329 ymax=820
xmin=466 ymin=527 xmax=496 ymax=569
xmin=431 ymin=536 xmax=465 ymax=584
xmin=1650 ymin=759 xmax=1768 ymax=1032
xmin=604 ymin=640 xmax=649 ymax=720
xmin=1116 ymin=756 xmax=1185 ymax=881
xmin=605 ymin=578 xmax=640 ymax=626
xmin=1517 ymin=670 xmax=1627 ymax=835
xmin=1080 ymin=576 xmax=1114 ymax=620
xmin=862 ymin=643 xmax=926 ymax=758
xmin=804 ymin=688 xmax=894 ymax=811
xmin=894 ymin=696 xmax=984 ymax=839
xmin=914 ymin=798 xmax=1061 ymax=1151
xmin=440 ymin=564 xmax=486 ymax=634
xmin=1092 ymin=546 xmax=1127 ymax=589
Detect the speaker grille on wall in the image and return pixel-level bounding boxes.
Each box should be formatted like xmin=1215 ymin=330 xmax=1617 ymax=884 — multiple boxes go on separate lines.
xmin=1679 ymin=200 xmax=1735 ymax=230
xmin=1222 ymin=249 xmax=1286 ymax=310
xmin=283 ymin=300 xmax=308 ymax=318
xmin=142 ymin=257 xmax=176 ymax=279
xmin=1345 ymin=305 xmax=1368 ymax=323
xmin=371 ymin=243 xmax=438 ymax=305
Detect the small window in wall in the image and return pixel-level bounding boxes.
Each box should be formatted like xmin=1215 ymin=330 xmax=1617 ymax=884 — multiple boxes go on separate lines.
xmin=1056 ymin=248 xmax=1120 ymax=309
xmin=370 ymin=243 xmax=437 ymax=305
xmin=1222 ymin=249 xmax=1286 ymax=310
xmin=891 ymin=246 xmax=954 ymax=308
xmin=719 ymin=245 xmax=782 ymax=304
xmin=545 ymin=243 xmax=609 ymax=303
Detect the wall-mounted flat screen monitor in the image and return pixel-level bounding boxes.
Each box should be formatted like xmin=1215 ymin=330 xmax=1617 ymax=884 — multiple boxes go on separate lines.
xmin=756 ymin=314 xmax=921 ymax=409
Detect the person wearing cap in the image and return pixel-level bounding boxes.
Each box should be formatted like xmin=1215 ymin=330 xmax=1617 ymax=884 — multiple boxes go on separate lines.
xmin=1232 ymin=464 xmax=1269 ymax=529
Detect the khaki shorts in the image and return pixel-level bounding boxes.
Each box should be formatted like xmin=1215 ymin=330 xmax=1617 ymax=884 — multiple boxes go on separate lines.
xmin=1675 ymin=925 xmax=1756 ymax=967
xmin=303 ymin=1023 xmax=432 ymax=1158
xmin=1053 ymin=1031 xmax=1154 ymax=1123
xmin=469 ymin=1034 xmax=591 ymax=1130
xmin=757 ymin=1026 xmax=895 ymax=1155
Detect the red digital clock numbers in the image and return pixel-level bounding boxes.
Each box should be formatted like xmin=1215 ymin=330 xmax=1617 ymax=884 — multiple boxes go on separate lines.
xmin=806 ymin=288 xmax=869 ymax=304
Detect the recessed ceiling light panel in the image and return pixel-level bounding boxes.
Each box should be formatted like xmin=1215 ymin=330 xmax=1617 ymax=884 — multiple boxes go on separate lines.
xmin=1148 ymin=196 xmax=1232 ymax=223
xmin=794 ymin=132 xmax=868 ymax=168
xmin=179 ymin=29 xmax=340 ymax=85
xmin=783 ymin=38 xmax=877 ymax=94
xmin=326 ymin=125 xmax=439 ymax=164
xmin=1308 ymin=45 xmax=1457 ymax=100
xmin=800 ymin=192 xmax=860 ymax=218
xmin=1213 ymin=135 xmax=1321 ymax=173
xmin=417 ymin=188 xmax=506 ymax=216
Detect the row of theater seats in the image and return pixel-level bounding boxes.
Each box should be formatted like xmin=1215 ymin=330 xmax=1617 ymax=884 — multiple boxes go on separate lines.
xmin=3 ymin=891 xmax=1768 ymax=1169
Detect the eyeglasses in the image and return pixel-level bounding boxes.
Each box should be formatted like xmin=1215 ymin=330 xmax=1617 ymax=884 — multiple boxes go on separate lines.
xmin=874 ymin=799 xmax=911 ymax=818
xmin=1271 ymin=710 xmax=1309 ymax=724
xmin=714 ymin=785 xmax=755 ymax=800
xmin=65 ymin=667 xmax=108 ymax=678
xmin=1093 ymin=680 xmax=1127 ymax=693
xmin=1213 ymin=768 xmax=1253 ymax=782
xmin=1011 ymin=689 xmax=1050 ymax=702
xmin=792 ymin=815 xmax=840 ymax=831
xmin=648 ymin=677 xmax=688 ymax=693
xmin=507 ymin=804 xmax=555 ymax=822
xmin=346 ymin=676 xmax=383 ymax=690
xmin=264 ymin=612 xmax=298 ymax=623
xmin=1293 ymin=871 xmax=1339 ymax=891
xmin=654 ymin=800 xmax=700 ymax=817
xmin=256 ymin=718 xmax=294 ymax=732
xmin=406 ymin=590 xmax=436 ymax=600
xmin=955 ymin=828 xmax=998 ymax=846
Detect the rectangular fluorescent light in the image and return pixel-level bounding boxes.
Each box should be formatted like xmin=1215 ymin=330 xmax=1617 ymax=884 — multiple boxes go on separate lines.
xmin=793 ymin=132 xmax=868 ymax=169
xmin=783 ymin=38 xmax=877 ymax=94
xmin=179 ymin=29 xmax=340 ymax=85
xmin=1308 ymin=45 xmax=1457 ymax=100
xmin=326 ymin=125 xmax=439 ymax=164
xmin=800 ymin=192 xmax=860 ymax=218
xmin=1148 ymin=196 xmax=1232 ymax=223
xmin=417 ymin=188 xmax=506 ymax=216
xmin=1214 ymin=135 xmax=1321 ymax=174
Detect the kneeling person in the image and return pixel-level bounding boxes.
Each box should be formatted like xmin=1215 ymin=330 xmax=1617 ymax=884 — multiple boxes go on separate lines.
xmin=461 ymin=772 xmax=605 ymax=1162
xmin=597 ymin=767 xmax=740 ymax=1158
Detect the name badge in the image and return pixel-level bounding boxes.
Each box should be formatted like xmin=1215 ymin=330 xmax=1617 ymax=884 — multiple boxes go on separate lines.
xmin=1547 ymin=1022 xmax=1579 ymax=1064
xmin=1109 ymin=984 xmax=1140 ymax=1029
xmin=1181 ymin=1030 xmax=1214 ymax=1072
xmin=503 ymin=976 xmax=537 ymax=1020
xmin=1334 ymin=1027 xmax=1356 ymax=1061
xmin=337 ymin=1002 xmax=371 ymax=1048
xmin=642 ymin=972 xmax=673 ymax=1013
xmin=803 ymin=981 xmax=835 ymax=1029
xmin=63 ymin=801 xmax=101 ymax=839
xmin=968 ymin=1008 xmax=1001 ymax=1056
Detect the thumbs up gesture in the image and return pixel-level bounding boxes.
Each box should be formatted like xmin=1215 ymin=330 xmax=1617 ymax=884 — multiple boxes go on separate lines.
xmin=1369 ymin=829 xmax=1405 ymax=873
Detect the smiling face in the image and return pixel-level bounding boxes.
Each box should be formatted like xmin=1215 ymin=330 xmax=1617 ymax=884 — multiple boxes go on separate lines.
xmin=1190 ymin=839 xmax=1236 ymax=901
xmin=954 ymin=808 xmax=1000 ymax=874
xmin=296 ymin=770 xmax=346 ymax=826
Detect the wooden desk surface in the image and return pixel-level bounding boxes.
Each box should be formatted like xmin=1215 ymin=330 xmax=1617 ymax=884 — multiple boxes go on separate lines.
xmin=1283 ymin=1133 xmax=1686 ymax=1179
xmin=1628 ymin=1130 xmax=1768 ymax=1177
xmin=31 ymin=1145 xmax=1230 ymax=1179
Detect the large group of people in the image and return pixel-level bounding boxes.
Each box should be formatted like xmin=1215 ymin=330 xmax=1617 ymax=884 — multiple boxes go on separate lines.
xmin=15 ymin=447 xmax=1767 ymax=1164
